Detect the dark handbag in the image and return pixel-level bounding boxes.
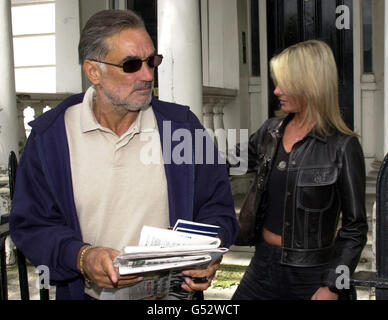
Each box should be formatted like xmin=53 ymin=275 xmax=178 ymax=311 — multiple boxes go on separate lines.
xmin=234 ymin=175 xmax=261 ymax=246
xmin=233 ymin=119 xmax=283 ymax=246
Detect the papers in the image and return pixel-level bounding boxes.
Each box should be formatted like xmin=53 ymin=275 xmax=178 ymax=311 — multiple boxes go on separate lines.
xmin=102 ymin=220 xmax=228 ymax=300
xmin=117 ymin=255 xmax=212 ymax=275
xmin=100 ymin=271 xmax=194 ymax=300
xmin=173 ymin=219 xmax=220 ymax=237
xmin=115 ymin=224 xmax=226 ymax=275
xmin=100 ymin=271 xmax=172 ymax=300
xmin=138 ymin=226 xmax=221 ymax=250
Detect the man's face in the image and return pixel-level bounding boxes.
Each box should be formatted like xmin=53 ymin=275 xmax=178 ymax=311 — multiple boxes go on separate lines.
xmin=98 ymin=28 xmax=156 ymax=111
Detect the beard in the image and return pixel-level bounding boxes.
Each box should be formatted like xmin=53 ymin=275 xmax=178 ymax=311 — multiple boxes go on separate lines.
xmin=101 ymin=81 xmax=154 ymax=112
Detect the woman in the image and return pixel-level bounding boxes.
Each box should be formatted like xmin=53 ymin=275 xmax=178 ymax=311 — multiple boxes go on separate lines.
xmin=231 ymin=40 xmax=368 ymax=300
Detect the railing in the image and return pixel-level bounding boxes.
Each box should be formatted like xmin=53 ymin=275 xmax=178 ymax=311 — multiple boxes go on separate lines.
xmin=0 ymin=223 xmax=9 ymax=300
xmin=351 ymin=153 xmax=388 ymax=298
xmin=0 ymin=152 xmax=49 ymax=300
xmin=202 ymin=86 xmax=238 ymax=132
xmin=16 ymin=88 xmax=238 ymax=148
xmin=16 ymin=92 xmax=72 ymax=148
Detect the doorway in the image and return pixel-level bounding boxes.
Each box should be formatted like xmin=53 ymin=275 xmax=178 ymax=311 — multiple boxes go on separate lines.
xmin=267 ymin=0 xmax=354 ymax=130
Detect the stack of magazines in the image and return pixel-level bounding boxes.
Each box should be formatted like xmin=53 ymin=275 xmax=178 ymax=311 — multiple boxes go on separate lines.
xmin=100 ymin=220 xmax=228 ymax=300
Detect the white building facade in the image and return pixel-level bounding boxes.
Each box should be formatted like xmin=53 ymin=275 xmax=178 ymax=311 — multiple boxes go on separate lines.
xmin=0 ymin=0 xmax=386 ymax=169
xmin=0 ymin=1 xmax=387 ymax=267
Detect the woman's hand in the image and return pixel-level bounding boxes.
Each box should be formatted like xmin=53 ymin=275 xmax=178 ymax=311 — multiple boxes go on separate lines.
xmin=311 ymin=287 xmax=339 ymax=300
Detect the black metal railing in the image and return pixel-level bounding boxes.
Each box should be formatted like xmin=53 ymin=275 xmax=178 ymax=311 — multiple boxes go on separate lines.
xmin=0 ymin=151 xmax=49 ymax=300
xmin=351 ymin=153 xmax=388 ymax=299
xmin=9 ymin=151 xmax=30 ymax=300
xmin=0 ymin=223 xmax=9 ymax=300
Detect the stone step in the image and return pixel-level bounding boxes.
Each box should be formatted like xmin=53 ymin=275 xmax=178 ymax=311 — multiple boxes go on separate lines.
xmin=366 ymin=185 xmax=376 ymax=195
xmin=361 ymin=245 xmax=374 ymax=261
xmin=0 ymin=176 xmax=9 ymax=187
xmin=356 ymin=256 xmax=373 ymax=271
xmin=366 ymin=196 xmax=375 ymax=204
xmin=370 ymin=160 xmax=382 ymax=171
xmin=205 ymin=276 xmax=375 ymax=300
xmin=355 ymin=287 xmax=375 ymax=300
xmin=366 ymin=174 xmax=377 ymax=181
xmin=222 ymin=248 xmax=253 ymax=267
xmin=366 ymin=173 xmax=378 ymax=182
xmin=0 ymin=187 xmax=10 ymax=196
xmin=360 ymin=231 xmax=374 ymax=269
xmin=366 ymin=194 xmax=375 ymax=200
xmin=366 ymin=184 xmax=376 ymax=192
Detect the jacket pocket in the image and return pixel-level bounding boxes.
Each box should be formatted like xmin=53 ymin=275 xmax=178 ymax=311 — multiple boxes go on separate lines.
xmin=297 ymin=167 xmax=338 ymax=211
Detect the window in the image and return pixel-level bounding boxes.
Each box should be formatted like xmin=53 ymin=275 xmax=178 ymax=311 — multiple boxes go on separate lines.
xmin=250 ymin=0 xmax=260 ymax=77
xmin=127 ymin=0 xmax=159 ymax=89
xmin=11 ymin=1 xmax=56 ymax=92
xmin=362 ymin=0 xmax=373 ymax=73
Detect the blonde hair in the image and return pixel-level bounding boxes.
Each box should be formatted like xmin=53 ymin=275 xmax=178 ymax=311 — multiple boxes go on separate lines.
xmin=270 ymin=40 xmax=356 ymax=137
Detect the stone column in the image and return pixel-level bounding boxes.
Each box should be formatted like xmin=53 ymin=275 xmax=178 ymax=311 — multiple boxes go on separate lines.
xmin=16 ymin=99 xmax=27 ymax=148
xmin=0 ymin=1 xmax=18 ymax=265
xmin=213 ymin=101 xmax=226 ymax=131
xmin=0 ymin=1 xmax=19 ymax=170
xmin=157 ymin=0 xmax=203 ymax=122
xmin=33 ymin=104 xmax=45 ymax=119
xmin=385 ymin=0 xmax=388 ymax=155
xmin=203 ymin=100 xmax=215 ymax=131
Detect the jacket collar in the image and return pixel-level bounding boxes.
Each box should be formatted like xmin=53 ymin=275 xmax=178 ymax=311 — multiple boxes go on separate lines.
xmin=307 ymin=128 xmax=327 ymax=143
xmin=269 ymin=113 xmax=328 ymax=143
xmin=29 ymin=93 xmax=85 ymax=134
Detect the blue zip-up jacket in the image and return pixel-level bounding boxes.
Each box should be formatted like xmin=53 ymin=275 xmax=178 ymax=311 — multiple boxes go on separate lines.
xmin=9 ymin=93 xmax=238 ymax=300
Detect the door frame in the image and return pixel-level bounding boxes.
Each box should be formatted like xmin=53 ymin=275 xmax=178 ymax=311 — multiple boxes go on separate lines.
xmin=259 ymin=0 xmax=269 ymax=126
xmin=353 ymin=0 xmax=362 ymax=137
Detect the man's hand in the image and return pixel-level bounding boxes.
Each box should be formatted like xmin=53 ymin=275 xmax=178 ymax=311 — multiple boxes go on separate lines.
xmin=180 ymin=261 xmax=221 ymax=293
xmin=77 ymin=246 xmax=143 ymax=288
xmin=311 ymin=286 xmax=339 ymax=300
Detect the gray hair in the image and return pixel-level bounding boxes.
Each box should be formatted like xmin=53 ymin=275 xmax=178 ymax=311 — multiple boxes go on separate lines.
xmin=78 ymin=9 xmax=146 ymax=65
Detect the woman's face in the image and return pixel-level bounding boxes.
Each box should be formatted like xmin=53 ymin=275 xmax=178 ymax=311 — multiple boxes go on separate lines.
xmin=274 ymin=86 xmax=306 ymax=114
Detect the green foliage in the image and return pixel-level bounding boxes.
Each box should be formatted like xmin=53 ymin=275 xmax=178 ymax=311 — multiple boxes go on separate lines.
xmin=212 ymin=264 xmax=247 ymax=289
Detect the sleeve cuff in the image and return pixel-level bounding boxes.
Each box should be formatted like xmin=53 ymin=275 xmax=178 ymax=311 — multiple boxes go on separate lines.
xmin=61 ymin=240 xmax=88 ymax=273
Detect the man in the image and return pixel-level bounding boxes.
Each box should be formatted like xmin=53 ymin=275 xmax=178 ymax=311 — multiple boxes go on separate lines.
xmin=9 ymin=10 xmax=238 ymax=300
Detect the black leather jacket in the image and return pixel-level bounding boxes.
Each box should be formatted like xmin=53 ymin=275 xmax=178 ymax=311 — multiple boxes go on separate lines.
xmin=237 ymin=114 xmax=368 ymax=289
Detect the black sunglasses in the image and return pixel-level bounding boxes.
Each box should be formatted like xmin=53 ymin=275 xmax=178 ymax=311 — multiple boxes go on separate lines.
xmin=89 ymin=54 xmax=163 ymax=73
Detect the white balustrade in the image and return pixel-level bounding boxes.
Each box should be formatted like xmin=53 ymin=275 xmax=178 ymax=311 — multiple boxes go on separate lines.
xmin=16 ymin=92 xmax=71 ymax=146
xmin=203 ymin=86 xmax=238 ymax=132
xmin=15 ymin=89 xmax=237 ymax=149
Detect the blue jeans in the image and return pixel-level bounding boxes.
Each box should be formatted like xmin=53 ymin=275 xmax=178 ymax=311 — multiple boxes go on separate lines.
xmin=232 ymin=240 xmax=331 ymax=300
